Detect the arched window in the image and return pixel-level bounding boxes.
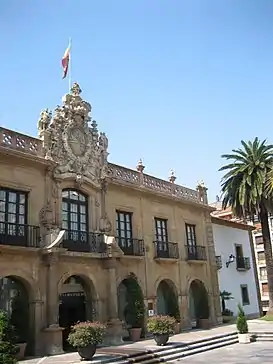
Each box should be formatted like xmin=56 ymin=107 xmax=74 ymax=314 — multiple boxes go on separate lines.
xmin=62 ymin=189 xmax=88 ymax=244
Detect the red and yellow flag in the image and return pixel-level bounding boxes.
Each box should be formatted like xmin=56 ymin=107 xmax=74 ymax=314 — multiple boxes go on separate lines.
xmin=61 ymin=44 xmax=71 ymax=79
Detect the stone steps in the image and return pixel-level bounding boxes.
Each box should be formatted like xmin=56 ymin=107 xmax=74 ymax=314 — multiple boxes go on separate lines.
xmin=97 ymin=332 xmax=238 ymax=364
xmin=251 ymin=332 xmax=273 ymax=342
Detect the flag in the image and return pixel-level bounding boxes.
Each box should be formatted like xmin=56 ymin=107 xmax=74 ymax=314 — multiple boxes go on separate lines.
xmin=61 ymin=44 xmax=71 ymax=79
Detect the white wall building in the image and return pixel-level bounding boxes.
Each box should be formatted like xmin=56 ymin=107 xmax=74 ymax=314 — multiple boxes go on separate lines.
xmin=212 ymin=216 xmax=260 ymax=318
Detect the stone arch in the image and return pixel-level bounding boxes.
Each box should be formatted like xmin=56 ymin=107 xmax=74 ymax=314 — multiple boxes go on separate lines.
xmin=116 ymin=272 xmax=146 ymax=296
xmin=156 ymin=278 xmax=180 ymax=320
xmin=0 ymin=274 xmax=33 ymax=355
xmin=117 ymin=273 xmax=145 ymax=336
xmin=57 ymin=271 xmax=99 ymax=299
xmin=58 ymin=272 xmax=98 ymax=351
xmin=188 ymin=279 xmax=210 ymax=327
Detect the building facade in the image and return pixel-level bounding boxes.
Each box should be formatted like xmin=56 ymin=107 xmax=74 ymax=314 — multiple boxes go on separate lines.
xmin=212 ymin=217 xmax=260 ymax=318
xmin=0 ymin=83 xmax=221 ymax=356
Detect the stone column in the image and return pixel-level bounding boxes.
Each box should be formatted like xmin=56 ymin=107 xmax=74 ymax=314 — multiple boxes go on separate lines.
xmin=180 ymin=295 xmax=191 ymax=330
xmin=29 ymin=300 xmax=45 ymax=356
xmin=103 ymin=258 xmax=123 ymax=345
xmin=42 ymin=252 xmax=64 ymax=355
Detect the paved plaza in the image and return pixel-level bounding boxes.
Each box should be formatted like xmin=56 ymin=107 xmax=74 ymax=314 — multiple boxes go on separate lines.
xmin=176 ymin=342 xmax=273 ymax=363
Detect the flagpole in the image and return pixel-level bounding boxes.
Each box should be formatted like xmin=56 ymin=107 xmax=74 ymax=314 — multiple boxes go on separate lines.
xmin=68 ymin=38 xmax=72 ymax=91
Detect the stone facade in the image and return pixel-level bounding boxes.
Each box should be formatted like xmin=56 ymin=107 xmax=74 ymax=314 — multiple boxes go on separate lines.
xmin=0 ymin=83 xmax=221 ymax=356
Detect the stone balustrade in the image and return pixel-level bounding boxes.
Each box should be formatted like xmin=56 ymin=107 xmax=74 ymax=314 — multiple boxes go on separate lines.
xmin=0 ymin=127 xmax=205 ymax=205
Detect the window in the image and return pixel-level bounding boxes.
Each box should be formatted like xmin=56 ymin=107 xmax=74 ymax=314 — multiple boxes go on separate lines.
xmin=116 ymin=211 xmax=132 ymax=239
xmin=235 ymin=244 xmax=244 ymax=258
xmin=262 ymin=300 xmax=269 ymax=308
xmin=185 ymin=224 xmax=197 ymax=246
xmin=0 ymin=188 xmax=27 ymax=237
xmin=260 ymin=267 xmax=267 ymax=279
xmin=255 ymin=236 xmax=264 ymax=247
xmin=62 ymin=189 xmax=88 ymax=241
xmin=262 ymin=283 xmax=269 ymax=296
xmin=240 ymin=285 xmax=250 ymax=305
xmin=154 ymin=218 xmax=168 ymax=242
xmin=257 ymin=251 xmax=265 ymax=263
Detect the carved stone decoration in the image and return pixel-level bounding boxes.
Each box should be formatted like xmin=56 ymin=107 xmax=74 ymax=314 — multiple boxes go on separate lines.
xmin=38 ymin=82 xmax=109 ymax=188
xmin=99 ymin=214 xmax=112 ymax=233
xmin=39 ymin=204 xmax=54 ymax=228
xmin=37 ymin=109 xmax=52 ymax=137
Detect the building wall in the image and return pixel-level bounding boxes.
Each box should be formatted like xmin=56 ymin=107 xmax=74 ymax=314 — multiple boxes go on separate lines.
xmin=213 ymin=223 xmax=260 ymax=317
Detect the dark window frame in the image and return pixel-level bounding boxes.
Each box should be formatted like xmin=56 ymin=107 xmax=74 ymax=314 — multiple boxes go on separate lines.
xmin=240 ymin=284 xmax=250 ymax=306
xmin=116 ymin=211 xmax=133 ymax=239
xmin=154 ymin=218 xmax=168 ymax=242
xmin=185 ymin=224 xmax=197 ymax=246
xmin=62 ymin=189 xmax=89 ymax=233
xmin=0 ymin=187 xmax=28 ymax=236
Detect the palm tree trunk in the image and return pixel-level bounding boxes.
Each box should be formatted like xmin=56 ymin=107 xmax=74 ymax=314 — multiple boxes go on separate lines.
xmin=260 ymin=204 xmax=273 ymax=313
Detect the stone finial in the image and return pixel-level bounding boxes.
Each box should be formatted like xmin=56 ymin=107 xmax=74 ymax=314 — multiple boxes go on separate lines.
xmin=70 ymin=82 xmax=82 ymax=96
xmin=196 ymin=180 xmax=208 ymax=204
xmin=169 ymin=169 xmax=176 ymax=183
xmin=137 ymin=159 xmax=145 ymax=173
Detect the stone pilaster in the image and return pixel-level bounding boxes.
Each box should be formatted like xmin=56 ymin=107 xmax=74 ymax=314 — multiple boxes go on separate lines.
xmin=29 ymin=300 xmax=45 ymax=356
xmin=180 ymin=295 xmax=191 ymax=330
xmin=42 ymin=251 xmax=64 ymax=355
xmin=103 ymin=258 xmax=123 ymax=345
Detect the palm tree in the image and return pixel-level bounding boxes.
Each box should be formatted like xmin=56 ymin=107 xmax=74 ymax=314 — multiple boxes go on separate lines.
xmin=219 ymin=137 xmax=273 ymax=313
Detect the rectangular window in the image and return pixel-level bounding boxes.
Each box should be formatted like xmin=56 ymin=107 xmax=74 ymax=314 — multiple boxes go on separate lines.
xmin=240 ymin=285 xmax=250 ymax=305
xmin=262 ymin=283 xmax=269 ymax=296
xmin=185 ymin=224 xmax=197 ymax=246
xmin=260 ymin=267 xmax=267 ymax=279
xmin=116 ymin=211 xmax=132 ymax=240
xmin=235 ymin=244 xmax=244 ymax=258
xmin=154 ymin=218 xmax=168 ymax=242
xmin=257 ymin=251 xmax=265 ymax=263
xmin=255 ymin=236 xmax=264 ymax=247
xmin=0 ymin=188 xmax=27 ymax=236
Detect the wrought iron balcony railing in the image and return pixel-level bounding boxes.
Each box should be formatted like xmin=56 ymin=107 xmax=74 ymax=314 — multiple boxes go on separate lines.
xmin=61 ymin=230 xmax=107 ymax=254
xmin=154 ymin=241 xmax=179 ymax=259
xmin=0 ymin=222 xmax=40 ymax=248
xmin=185 ymin=245 xmax=207 ymax=261
xmin=236 ymin=257 xmax=251 ymax=270
xmin=116 ymin=237 xmax=145 ymax=256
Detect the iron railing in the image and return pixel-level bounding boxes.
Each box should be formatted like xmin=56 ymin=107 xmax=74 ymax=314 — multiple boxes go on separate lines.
xmin=116 ymin=237 xmax=145 ymax=256
xmin=61 ymin=230 xmax=107 ymax=253
xmin=185 ymin=245 xmax=207 ymax=261
xmin=215 ymin=255 xmax=222 ymax=269
xmin=0 ymin=222 xmax=40 ymax=247
xmin=236 ymin=257 xmax=251 ymax=270
xmin=154 ymin=241 xmax=179 ymax=259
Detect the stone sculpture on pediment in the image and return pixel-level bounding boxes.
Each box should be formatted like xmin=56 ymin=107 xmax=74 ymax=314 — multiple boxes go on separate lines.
xmin=37 ymin=82 xmax=109 ymax=188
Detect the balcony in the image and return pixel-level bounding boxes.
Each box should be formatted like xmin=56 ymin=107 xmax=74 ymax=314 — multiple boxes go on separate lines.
xmin=116 ymin=237 xmax=145 ymax=256
xmin=61 ymin=230 xmax=107 ymax=254
xmin=236 ymin=257 xmax=251 ymax=271
xmin=0 ymin=222 xmax=40 ymax=248
xmin=215 ymin=255 xmax=222 ymax=269
xmin=154 ymin=241 xmax=179 ymax=259
xmin=185 ymin=245 xmax=207 ymax=261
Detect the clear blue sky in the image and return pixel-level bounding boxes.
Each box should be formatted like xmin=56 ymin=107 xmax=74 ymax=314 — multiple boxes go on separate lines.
xmin=1 ymin=1 xmax=273 ymax=202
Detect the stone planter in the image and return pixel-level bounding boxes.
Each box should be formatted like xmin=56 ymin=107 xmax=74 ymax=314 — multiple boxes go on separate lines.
xmin=198 ymin=318 xmax=210 ymax=330
xmin=238 ymin=333 xmax=250 ymax=344
xmin=154 ymin=334 xmax=169 ymax=346
xmin=78 ymin=344 xmax=96 ymax=360
xmin=174 ymin=322 xmax=181 ymax=334
xmin=129 ymin=327 xmax=142 ymax=341
xmin=16 ymin=342 xmax=27 ymax=360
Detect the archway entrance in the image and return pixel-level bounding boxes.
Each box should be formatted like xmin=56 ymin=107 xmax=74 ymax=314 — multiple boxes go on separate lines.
xmin=0 ymin=276 xmax=30 ymax=354
xmin=117 ymin=274 xmax=145 ymax=339
xmin=156 ymin=280 xmax=180 ymax=320
xmin=59 ymin=275 xmax=94 ymax=350
xmin=189 ymin=279 xmax=209 ymax=328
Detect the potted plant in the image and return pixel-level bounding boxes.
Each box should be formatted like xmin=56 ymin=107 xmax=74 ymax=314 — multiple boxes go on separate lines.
xmin=10 ymin=292 xmax=29 ymax=359
xmin=0 ymin=310 xmax=18 ymax=364
xmin=67 ymin=321 xmax=106 ymax=360
xmin=147 ymin=315 xmax=176 ymax=346
xmin=124 ymin=278 xmax=145 ymax=341
xmin=237 ymin=305 xmax=250 ymax=344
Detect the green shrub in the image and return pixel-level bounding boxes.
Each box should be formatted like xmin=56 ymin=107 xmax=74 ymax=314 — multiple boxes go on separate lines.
xmin=67 ymin=321 xmax=106 ymax=348
xmin=0 ymin=310 xmax=18 ymax=364
xmin=147 ymin=315 xmax=176 ymax=335
xmin=236 ymin=305 xmax=248 ymax=334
